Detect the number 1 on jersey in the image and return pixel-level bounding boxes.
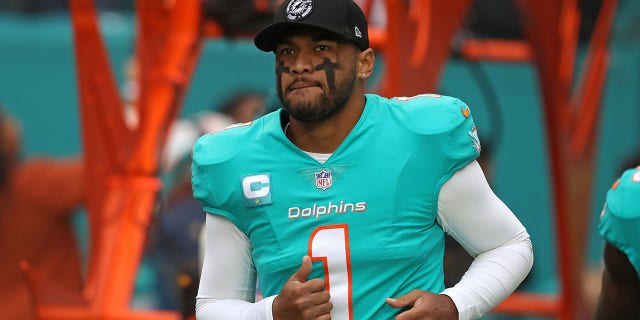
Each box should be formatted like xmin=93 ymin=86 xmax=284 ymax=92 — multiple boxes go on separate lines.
xmin=309 ymin=224 xmax=353 ymax=320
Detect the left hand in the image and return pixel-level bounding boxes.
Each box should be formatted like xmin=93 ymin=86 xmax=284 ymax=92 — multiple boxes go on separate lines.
xmin=386 ymin=290 xmax=458 ymax=320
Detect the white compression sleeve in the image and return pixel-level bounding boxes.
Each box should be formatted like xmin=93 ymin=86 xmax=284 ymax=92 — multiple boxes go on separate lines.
xmin=196 ymin=214 xmax=275 ymax=320
xmin=437 ymin=160 xmax=534 ymax=320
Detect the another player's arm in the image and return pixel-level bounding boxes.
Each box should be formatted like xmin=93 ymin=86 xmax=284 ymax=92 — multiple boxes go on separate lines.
xmin=595 ymin=242 xmax=640 ymax=320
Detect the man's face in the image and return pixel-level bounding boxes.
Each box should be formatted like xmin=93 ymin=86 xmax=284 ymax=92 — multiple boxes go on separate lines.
xmin=274 ymin=27 xmax=359 ymax=122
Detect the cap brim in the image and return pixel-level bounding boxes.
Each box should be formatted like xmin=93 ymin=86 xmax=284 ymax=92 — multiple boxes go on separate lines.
xmin=254 ymin=22 xmax=290 ymax=52
xmin=254 ymin=21 xmax=343 ymax=52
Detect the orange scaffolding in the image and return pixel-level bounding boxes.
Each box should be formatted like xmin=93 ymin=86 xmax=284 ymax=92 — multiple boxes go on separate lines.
xmin=24 ymin=0 xmax=617 ymax=319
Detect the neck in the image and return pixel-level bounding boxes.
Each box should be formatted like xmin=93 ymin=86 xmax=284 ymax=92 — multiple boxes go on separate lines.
xmin=286 ymin=93 xmax=365 ymax=153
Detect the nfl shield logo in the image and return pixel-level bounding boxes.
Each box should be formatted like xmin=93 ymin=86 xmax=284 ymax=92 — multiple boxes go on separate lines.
xmin=315 ymin=169 xmax=332 ymax=190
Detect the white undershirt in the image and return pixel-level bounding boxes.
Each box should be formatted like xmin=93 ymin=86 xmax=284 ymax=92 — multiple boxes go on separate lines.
xmin=302 ymin=151 xmax=332 ymax=164
xmin=195 ymin=160 xmax=533 ymax=320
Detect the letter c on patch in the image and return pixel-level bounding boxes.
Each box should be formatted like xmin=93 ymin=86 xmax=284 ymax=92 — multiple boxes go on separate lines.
xmin=242 ymin=174 xmax=270 ymax=199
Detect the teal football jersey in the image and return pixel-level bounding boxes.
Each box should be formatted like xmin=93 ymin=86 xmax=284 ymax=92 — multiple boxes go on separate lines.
xmin=598 ymin=166 xmax=640 ymax=279
xmin=192 ymin=93 xmax=480 ymax=319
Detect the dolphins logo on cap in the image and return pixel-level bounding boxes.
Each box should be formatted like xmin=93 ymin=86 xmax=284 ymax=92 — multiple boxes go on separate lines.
xmin=286 ymin=0 xmax=314 ymax=21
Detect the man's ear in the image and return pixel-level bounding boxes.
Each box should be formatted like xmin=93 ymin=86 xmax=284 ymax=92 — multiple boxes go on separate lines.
xmin=358 ymin=48 xmax=375 ymax=79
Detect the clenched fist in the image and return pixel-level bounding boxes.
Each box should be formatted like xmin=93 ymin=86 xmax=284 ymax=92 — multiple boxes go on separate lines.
xmin=273 ymin=256 xmax=333 ymax=320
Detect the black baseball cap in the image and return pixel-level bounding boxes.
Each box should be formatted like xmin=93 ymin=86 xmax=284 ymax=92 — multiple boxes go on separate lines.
xmin=254 ymin=0 xmax=369 ymax=52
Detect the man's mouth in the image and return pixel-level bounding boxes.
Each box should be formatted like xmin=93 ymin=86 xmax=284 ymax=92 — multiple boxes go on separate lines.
xmin=289 ymin=79 xmax=320 ymax=92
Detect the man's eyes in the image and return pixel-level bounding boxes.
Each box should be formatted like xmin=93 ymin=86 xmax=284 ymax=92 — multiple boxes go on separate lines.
xmin=277 ymin=44 xmax=331 ymax=55
xmin=279 ymin=48 xmax=294 ymax=55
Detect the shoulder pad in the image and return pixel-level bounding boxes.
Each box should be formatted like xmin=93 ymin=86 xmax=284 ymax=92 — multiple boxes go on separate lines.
xmin=606 ymin=167 xmax=640 ymax=219
xmin=191 ymin=121 xmax=255 ymax=165
xmin=389 ymin=94 xmax=472 ymax=135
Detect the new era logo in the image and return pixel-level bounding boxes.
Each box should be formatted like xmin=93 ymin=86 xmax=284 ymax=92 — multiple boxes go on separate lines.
xmin=354 ymin=26 xmax=362 ymax=38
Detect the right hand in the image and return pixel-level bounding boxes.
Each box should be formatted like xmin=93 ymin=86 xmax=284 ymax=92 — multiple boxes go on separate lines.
xmin=273 ymin=255 xmax=333 ymax=320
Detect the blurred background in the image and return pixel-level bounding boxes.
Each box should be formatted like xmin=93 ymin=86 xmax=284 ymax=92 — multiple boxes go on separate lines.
xmin=0 ymin=0 xmax=639 ymax=319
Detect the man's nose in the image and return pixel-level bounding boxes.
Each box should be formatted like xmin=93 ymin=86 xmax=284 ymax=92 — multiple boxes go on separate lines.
xmin=290 ymin=54 xmax=314 ymax=75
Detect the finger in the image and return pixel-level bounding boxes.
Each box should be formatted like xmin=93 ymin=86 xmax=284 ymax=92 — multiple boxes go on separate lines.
xmin=305 ymin=277 xmax=328 ymax=292
xmin=393 ymin=308 xmax=420 ymax=320
xmin=308 ymin=289 xmax=331 ymax=304
xmin=386 ymin=297 xmax=404 ymax=308
xmin=312 ymin=299 xmax=333 ymax=317
xmin=291 ymin=255 xmax=313 ymax=282
xmin=386 ymin=290 xmax=422 ymax=308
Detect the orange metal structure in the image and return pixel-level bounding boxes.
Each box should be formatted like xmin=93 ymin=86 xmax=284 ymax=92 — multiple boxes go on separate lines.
xmin=29 ymin=0 xmax=208 ymax=319
xmin=504 ymin=1 xmax=618 ymax=319
xmin=26 ymin=0 xmax=616 ymax=319
xmin=376 ymin=0 xmax=474 ymax=98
